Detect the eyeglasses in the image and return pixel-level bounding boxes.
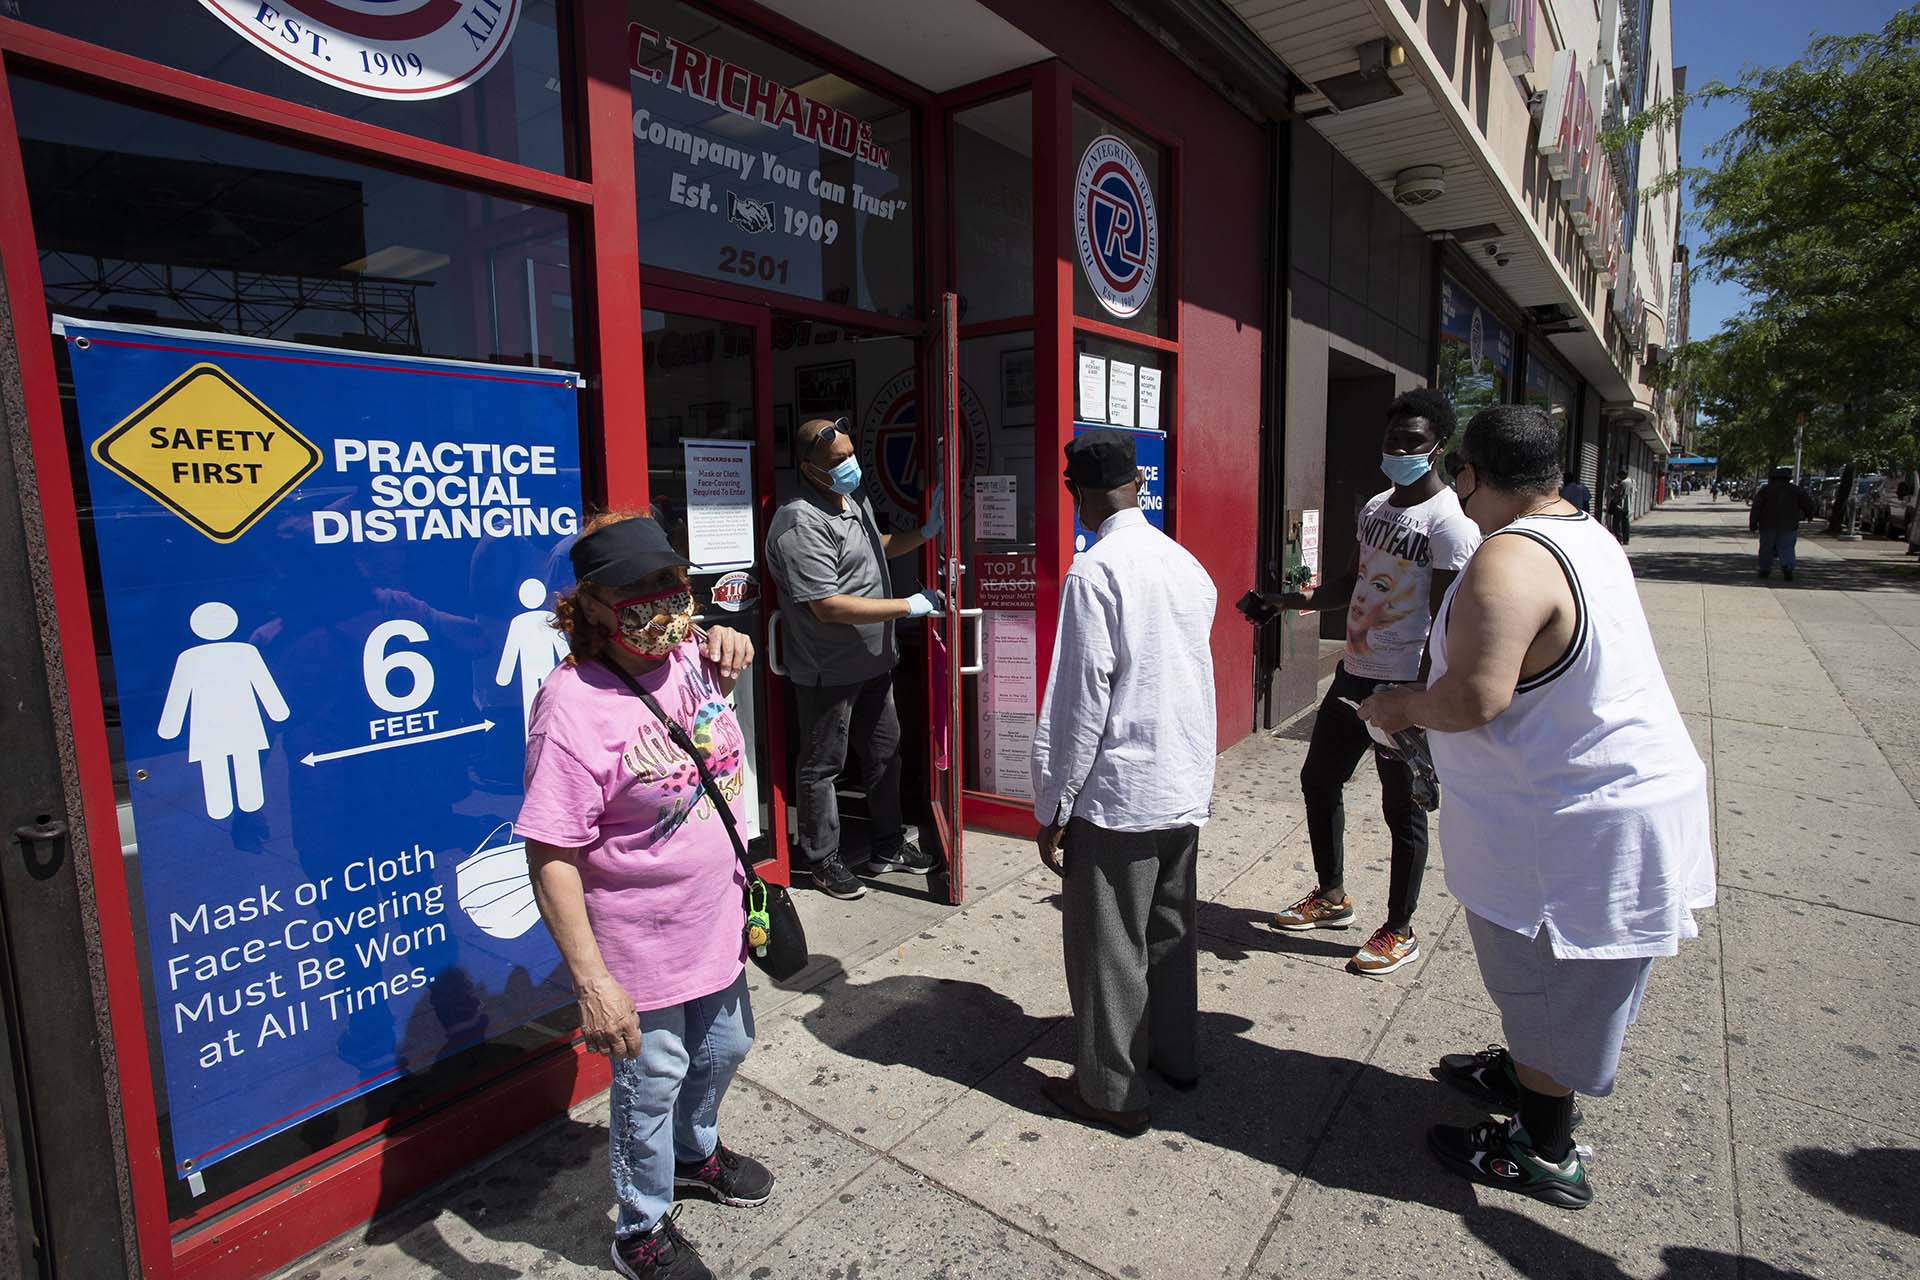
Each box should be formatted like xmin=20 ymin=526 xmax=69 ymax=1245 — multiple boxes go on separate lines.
xmin=814 ymin=416 xmax=849 ymax=449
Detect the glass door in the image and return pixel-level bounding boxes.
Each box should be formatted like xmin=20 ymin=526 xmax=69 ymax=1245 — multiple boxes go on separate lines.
xmin=638 ymin=291 xmax=788 ymax=880
xmin=924 ymin=293 xmax=971 ymax=902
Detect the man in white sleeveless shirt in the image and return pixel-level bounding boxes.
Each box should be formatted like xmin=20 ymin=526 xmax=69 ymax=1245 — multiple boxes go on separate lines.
xmin=1358 ymin=405 xmax=1713 ymax=1210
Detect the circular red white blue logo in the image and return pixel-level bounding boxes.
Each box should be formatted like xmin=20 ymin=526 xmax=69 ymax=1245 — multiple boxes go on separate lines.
xmin=197 ymin=0 xmax=521 ymax=100
xmin=859 ymin=370 xmax=990 ymax=530
xmin=1074 ymin=135 xmax=1160 ymax=319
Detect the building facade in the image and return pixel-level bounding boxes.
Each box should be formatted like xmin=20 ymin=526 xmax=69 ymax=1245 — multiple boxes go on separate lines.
xmin=0 ymin=2 xmax=1681 ymax=1276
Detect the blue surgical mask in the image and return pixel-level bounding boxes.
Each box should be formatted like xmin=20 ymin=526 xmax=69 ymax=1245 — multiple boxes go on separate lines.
xmin=825 ymin=456 xmax=863 ymax=495
xmin=1381 ymin=450 xmax=1435 ymax=486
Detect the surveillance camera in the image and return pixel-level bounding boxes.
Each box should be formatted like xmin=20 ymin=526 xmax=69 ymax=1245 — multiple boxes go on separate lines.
xmin=1496 ymin=255 xmax=1512 ymax=267
xmin=1484 ymin=242 xmax=1500 ymax=257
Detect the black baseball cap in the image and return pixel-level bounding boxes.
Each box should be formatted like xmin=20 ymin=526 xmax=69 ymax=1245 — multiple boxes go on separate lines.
xmin=1063 ymin=429 xmax=1138 ymax=489
xmin=569 ymin=515 xmax=688 ymax=587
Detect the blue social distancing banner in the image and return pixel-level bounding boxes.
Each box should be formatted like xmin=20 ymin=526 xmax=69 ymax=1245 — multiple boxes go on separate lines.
xmin=62 ymin=317 xmax=583 ymax=1179
xmin=1071 ymin=422 xmax=1167 ymax=551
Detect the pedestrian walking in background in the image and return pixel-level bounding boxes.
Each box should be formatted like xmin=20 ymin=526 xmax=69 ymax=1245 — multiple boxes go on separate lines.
xmin=1751 ymin=466 xmax=1815 ymax=580
xmin=1559 ymin=470 xmax=1591 ymax=515
xmin=1605 ymin=466 xmax=1632 ymax=544
xmin=1358 ymin=406 xmax=1713 ymax=1211
xmin=516 ymin=513 xmax=772 ymax=1280
xmin=1256 ymin=388 xmax=1480 ymax=975
xmin=764 ymin=415 xmax=945 ymax=900
xmin=1033 ymin=429 xmax=1218 ymax=1136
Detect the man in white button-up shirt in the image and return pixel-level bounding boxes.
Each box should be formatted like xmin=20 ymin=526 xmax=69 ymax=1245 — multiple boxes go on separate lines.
xmin=1033 ymin=429 xmax=1218 ymax=1135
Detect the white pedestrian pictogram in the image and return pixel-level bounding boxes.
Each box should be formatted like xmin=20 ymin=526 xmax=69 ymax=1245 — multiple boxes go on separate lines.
xmin=495 ymin=578 xmax=569 ymax=736
xmin=157 ymin=602 xmax=290 ymax=820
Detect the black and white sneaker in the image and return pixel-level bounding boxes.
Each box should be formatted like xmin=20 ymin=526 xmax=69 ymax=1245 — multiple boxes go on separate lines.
xmin=1428 ymin=1116 xmax=1593 ymax=1209
xmin=1436 ymin=1045 xmax=1583 ymax=1128
xmin=675 ymin=1143 xmax=775 ymax=1207
xmin=612 ymin=1207 xmax=713 ymax=1280
xmin=866 ymin=838 xmax=936 ymax=876
xmin=808 ymin=855 xmax=867 ymax=900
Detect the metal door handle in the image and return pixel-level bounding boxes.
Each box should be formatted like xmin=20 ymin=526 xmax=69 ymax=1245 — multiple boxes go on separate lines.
xmin=766 ymin=610 xmax=786 ymax=676
xmin=958 ymin=608 xmax=985 ymax=677
xmin=13 ymin=816 xmax=67 ymax=879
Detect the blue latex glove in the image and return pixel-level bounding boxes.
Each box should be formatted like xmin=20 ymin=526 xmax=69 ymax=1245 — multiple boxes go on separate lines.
xmin=920 ymin=481 xmax=946 ymax=540
xmin=905 ymin=588 xmax=946 ymax=619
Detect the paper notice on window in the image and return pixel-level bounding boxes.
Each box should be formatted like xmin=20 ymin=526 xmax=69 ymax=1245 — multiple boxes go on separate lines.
xmin=1077 ymin=354 xmax=1107 ymax=421
xmin=1138 ymin=367 xmax=1163 ymax=430
xmin=977 ymin=610 xmax=1037 ymax=801
xmin=974 ymin=474 xmax=1018 ymax=542
xmin=683 ymin=439 xmax=756 ymax=572
xmin=1108 ymin=361 xmax=1136 ymax=428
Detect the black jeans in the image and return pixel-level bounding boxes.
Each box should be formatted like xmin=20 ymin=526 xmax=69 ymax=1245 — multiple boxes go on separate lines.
xmin=1607 ymin=506 xmax=1631 ymax=544
xmin=794 ymin=672 xmax=905 ymax=868
xmin=1300 ymin=664 xmax=1430 ymax=931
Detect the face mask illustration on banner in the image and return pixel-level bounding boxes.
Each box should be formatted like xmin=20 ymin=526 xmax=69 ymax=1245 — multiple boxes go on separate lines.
xmin=454 ymin=824 xmax=542 ymax=940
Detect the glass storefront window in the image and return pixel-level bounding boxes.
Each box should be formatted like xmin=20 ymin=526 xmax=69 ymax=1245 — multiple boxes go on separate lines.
xmin=1438 ymin=274 xmax=1514 ymax=423
xmin=953 ymin=93 xmax=1033 ymax=325
xmin=1071 ymin=102 xmax=1165 ymax=337
xmin=1524 ymin=349 xmax=1578 ymax=454
xmin=957 ymin=331 xmax=1037 ymax=800
xmin=14 ymin=77 xmax=576 ymax=369
xmin=11 ymin=1 xmax=573 ymax=175
xmin=1071 ymin=332 xmax=1172 ymax=536
xmin=627 ymin=0 xmax=916 ymax=318
xmin=12 ymin=75 xmax=584 ymax=1219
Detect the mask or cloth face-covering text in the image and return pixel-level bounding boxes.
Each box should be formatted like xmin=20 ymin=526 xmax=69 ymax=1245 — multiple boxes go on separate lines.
xmin=1380 ymin=449 xmax=1436 ymax=486
xmin=816 ymin=456 xmax=862 ymax=495
xmin=611 ymin=585 xmax=695 ymax=659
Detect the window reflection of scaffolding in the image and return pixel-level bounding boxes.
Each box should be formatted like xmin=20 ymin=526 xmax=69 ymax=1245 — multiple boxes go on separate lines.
xmin=38 ymin=252 xmax=425 ymax=349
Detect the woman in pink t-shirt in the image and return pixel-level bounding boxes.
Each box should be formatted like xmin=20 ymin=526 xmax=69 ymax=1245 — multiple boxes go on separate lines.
xmin=515 ymin=512 xmax=771 ymax=1280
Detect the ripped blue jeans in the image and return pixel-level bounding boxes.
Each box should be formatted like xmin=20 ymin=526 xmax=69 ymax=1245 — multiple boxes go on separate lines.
xmin=609 ymin=969 xmax=754 ymax=1237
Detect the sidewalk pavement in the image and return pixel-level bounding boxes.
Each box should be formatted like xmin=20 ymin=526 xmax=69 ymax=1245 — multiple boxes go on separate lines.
xmin=277 ymin=496 xmax=1920 ymax=1280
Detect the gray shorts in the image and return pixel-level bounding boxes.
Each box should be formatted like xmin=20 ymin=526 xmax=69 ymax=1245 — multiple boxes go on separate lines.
xmin=1465 ymin=911 xmax=1654 ymax=1098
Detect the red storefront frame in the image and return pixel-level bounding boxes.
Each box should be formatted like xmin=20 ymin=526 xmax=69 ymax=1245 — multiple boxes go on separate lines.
xmin=0 ymin=1 xmax=1185 ymax=1275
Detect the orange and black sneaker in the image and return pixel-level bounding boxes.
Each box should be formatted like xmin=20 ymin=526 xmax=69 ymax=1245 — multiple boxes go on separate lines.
xmin=1351 ymin=923 xmax=1420 ymax=975
xmin=1270 ymin=888 xmax=1355 ymax=931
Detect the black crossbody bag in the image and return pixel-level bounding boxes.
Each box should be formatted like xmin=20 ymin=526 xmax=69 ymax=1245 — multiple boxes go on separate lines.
xmin=599 ymin=660 xmax=810 ymax=980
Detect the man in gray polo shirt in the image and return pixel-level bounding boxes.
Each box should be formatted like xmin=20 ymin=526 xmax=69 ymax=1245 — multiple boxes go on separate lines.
xmin=767 ymin=416 xmax=944 ymax=900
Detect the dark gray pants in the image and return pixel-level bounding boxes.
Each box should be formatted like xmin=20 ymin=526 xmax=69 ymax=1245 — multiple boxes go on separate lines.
xmin=1061 ymin=818 xmax=1200 ymax=1111
xmin=794 ymin=673 xmax=904 ymax=868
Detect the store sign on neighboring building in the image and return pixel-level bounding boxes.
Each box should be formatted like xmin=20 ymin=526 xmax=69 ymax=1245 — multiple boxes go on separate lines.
xmin=1074 ymin=135 xmax=1160 ymax=320
xmin=1488 ymin=0 xmax=1539 ymax=74
xmin=1535 ymin=49 xmax=1625 ymax=285
xmin=197 ymin=0 xmax=521 ymax=99
xmin=62 ymin=316 xmax=582 ymax=1179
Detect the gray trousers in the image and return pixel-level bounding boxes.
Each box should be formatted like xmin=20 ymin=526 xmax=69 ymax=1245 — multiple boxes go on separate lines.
xmin=794 ymin=673 xmax=905 ymax=868
xmin=1061 ymin=817 xmax=1200 ymax=1111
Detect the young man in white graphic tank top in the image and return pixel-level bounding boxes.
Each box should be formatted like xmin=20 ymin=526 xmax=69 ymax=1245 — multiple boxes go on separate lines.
xmin=1358 ymin=405 xmax=1712 ymax=1211
xmin=1256 ymin=388 xmax=1480 ymax=975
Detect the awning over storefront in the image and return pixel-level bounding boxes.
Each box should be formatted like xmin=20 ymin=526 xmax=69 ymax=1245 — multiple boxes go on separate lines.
xmin=1668 ymin=456 xmax=1717 ymax=466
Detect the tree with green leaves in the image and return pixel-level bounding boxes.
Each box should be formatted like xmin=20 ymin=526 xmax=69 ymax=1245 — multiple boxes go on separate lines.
xmin=1629 ymin=7 xmax=1920 ymax=475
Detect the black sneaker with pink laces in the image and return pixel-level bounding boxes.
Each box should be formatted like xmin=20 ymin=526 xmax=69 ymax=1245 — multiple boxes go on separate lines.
xmin=612 ymin=1207 xmax=712 ymax=1280
xmin=674 ymin=1142 xmax=775 ymax=1207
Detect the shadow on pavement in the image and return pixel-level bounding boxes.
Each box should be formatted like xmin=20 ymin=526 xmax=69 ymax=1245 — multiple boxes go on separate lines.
xmin=795 ymin=975 xmax=1496 ymax=1216
xmin=1630 ymin=548 xmax=1920 ymax=590
xmin=1784 ymin=1145 xmax=1920 ymax=1238
xmin=1466 ymin=1206 xmax=1819 ymax=1279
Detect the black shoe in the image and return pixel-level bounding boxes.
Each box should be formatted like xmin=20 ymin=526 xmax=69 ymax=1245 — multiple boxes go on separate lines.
xmin=1783 ymin=569 xmax=1795 ymax=580
xmin=808 ymin=856 xmax=866 ymax=900
xmin=1757 ymin=570 xmax=1771 ymax=579
xmin=675 ymin=1143 xmax=775 ymax=1207
xmin=866 ymin=837 xmax=936 ymax=876
xmin=612 ymin=1208 xmax=713 ymax=1280
xmin=1428 ymin=1117 xmax=1593 ymax=1210
xmin=1435 ymin=1045 xmax=1583 ymax=1128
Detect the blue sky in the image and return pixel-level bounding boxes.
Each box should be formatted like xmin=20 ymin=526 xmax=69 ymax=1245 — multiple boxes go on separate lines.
xmin=1672 ymin=1 xmax=1909 ymax=341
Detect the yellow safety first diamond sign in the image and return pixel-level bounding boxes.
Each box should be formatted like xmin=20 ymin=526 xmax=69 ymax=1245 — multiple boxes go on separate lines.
xmin=90 ymin=363 xmax=321 ymax=544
